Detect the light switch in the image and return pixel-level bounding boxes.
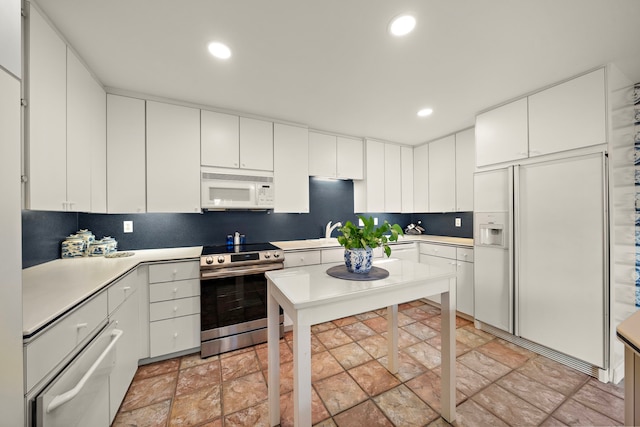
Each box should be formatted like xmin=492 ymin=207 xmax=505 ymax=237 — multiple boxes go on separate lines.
xmin=455 ymin=218 xmax=461 ymax=227
xmin=123 ymin=221 xmax=133 ymax=233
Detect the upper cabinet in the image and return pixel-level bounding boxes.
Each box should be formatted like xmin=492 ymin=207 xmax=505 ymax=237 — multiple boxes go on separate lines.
xmin=107 ymin=95 xmax=146 ymax=213
xmin=308 ymin=131 xmax=363 ymax=179
xmin=354 ymin=139 xmax=385 ymax=212
xmin=475 ymin=98 xmax=528 ymax=167
xmin=274 ymin=123 xmax=309 ymax=213
xmin=27 ymin=5 xmax=106 ymax=212
xmin=475 ymin=68 xmax=607 ymax=167
xmin=146 ymin=101 xmax=201 ymax=213
xmin=455 ymin=128 xmax=475 ymax=211
xmin=201 ymin=112 xmax=273 ymax=171
xmin=428 ymin=135 xmax=456 ymax=212
xmin=528 ymin=68 xmax=606 ymax=155
xmin=0 ymin=0 xmax=21 ymax=77
xmin=401 ymin=146 xmax=414 ymax=213
xmin=384 ymin=143 xmax=401 ymax=212
xmin=413 ymin=144 xmax=429 ymax=212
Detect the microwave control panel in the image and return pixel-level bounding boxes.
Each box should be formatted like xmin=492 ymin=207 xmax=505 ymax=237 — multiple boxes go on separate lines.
xmin=256 ymin=184 xmax=274 ymax=206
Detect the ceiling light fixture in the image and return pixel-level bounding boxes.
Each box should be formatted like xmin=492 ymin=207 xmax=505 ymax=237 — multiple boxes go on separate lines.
xmin=208 ymin=41 xmax=231 ymax=59
xmin=417 ymin=108 xmax=433 ymax=117
xmin=389 ymin=14 xmax=416 ymax=36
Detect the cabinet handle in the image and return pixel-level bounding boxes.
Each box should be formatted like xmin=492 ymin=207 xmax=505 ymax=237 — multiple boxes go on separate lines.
xmin=76 ymin=323 xmax=88 ymax=330
xmin=173 ymin=288 xmax=178 ymax=293
xmin=122 ymin=286 xmax=131 ymax=292
xmin=173 ymin=269 xmax=178 ymax=276
xmin=173 ymin=306 xmax=178 ymax=312
xmin=173 ymin=332 xmax=179 ymax=338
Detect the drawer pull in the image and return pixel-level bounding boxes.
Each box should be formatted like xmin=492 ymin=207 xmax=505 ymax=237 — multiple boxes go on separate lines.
xmin=47 ymin=329 xmax=123 ymax=413
xmin=173 ymin=269 xmax=178 ymax=275
xmin=173 ymin=332 xmax=178 ymax=338
xmin=76 ymin=323 xmax=88 ymax=330
xmin=173 ymin=288 xmax=178 ymax=293
xmin=173 ymin=306 xmax=178 ymax=312
xmin=122 ymin=286 xmax=131 ymax=291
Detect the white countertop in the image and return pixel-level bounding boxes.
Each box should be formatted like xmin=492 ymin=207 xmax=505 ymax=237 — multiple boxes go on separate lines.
xmin=271 ymin=234 xmax=473 ymax=251
xmin=22 ymin=247 xmax=201 ymax=337
xmin=265 ymin=258 xmax=455 ymax=310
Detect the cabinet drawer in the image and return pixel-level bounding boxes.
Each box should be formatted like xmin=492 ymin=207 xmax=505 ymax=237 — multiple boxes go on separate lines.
xmin=150 ymin=296 xmax=200 ymax=321
xmin=419 ymin=243 xmax=456 ymax=259
xmin=148 ymin=261 xmax=199 ymax=283
xmin=283 ymin=250 xmax=321 ymax=268
xmin=25 ymin=291 xmax=108 ymax=392
xmin=108 ymin=270 xmax=139 ymax=314
xmin=456 ymin=247 xmax=474 ymax=262
xmin=149 ymin=314 xmax=200 ymax=357
xmin=150 ymin=278 xmax=200 ymax=302
xmin=321 ymin=248 xmax=344 ymax=264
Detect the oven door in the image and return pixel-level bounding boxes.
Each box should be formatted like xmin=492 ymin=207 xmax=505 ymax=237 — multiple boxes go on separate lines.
xmin=200 ymin=263 xmax=283 ymax=342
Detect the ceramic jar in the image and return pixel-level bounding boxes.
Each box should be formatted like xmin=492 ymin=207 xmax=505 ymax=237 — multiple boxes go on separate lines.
xmin=344 ymin=247 xmax=373 ymax=274
xmin=75 ymin=229 xmax=95 ymax=256
xmin=61 ymin=235 xmax=86 ymax=258
xmin=88 ymin=239 xmax=108 ymax=257
xmin=102 ymin=236 xmax=117 ymax=254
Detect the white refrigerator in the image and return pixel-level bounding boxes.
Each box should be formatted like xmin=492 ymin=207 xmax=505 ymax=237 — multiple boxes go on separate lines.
xmin=474 ymin=152 xmax=608 ymax=368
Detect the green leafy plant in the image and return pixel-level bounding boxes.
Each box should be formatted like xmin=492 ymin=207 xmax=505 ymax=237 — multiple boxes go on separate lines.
xmin=337 ymin=215 xmax=404 ymax=257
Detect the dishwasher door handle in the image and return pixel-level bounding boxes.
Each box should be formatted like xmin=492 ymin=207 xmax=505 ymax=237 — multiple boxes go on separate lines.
xmin=46 ymin=329 xmax=123 ymax=413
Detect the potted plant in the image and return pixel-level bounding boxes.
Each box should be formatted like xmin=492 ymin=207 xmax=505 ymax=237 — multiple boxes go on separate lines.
xmin=337 ymin=215 xmax=404 ymax=273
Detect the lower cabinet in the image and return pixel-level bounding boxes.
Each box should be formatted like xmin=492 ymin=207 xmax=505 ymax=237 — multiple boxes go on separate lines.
xmin=147 ymin=261 xmax=200 ymax=358
xmin=419 ymin=243 xmax=474 ymax=317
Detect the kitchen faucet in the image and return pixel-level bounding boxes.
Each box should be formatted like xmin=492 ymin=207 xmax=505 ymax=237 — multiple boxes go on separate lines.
xmin=325 ymin=221 xmax=342 ymax=239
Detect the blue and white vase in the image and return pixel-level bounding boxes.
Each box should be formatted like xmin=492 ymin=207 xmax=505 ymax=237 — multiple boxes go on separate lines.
xmin=344 ymin=247 xmax=373 ymax=274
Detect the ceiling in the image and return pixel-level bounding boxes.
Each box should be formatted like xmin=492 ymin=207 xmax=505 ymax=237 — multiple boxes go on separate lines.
xmin=34 ymin=0 xmax=640 ymax=146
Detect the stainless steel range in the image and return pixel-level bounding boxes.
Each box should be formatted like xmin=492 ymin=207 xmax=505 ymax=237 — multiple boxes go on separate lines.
xmin=200 ymin=243 xmax=284 ymax=358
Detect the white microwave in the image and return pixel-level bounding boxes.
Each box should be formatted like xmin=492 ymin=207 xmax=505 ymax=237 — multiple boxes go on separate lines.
xmin=201 ymin=167 xmax=275 ymax=210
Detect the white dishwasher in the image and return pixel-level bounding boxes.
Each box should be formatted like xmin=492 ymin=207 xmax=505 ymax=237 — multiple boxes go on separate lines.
xmin=34 ymin=321 xmax=122 ymax=427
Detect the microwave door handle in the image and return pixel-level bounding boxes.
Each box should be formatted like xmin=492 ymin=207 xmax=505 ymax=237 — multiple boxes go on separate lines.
xmin=46 ymin=329 xmax=123 ymax=413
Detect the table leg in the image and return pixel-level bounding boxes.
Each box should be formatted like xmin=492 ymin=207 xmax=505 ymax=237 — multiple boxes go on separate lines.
xmin=387 ymin=304 xmax=399 ymax=374
xmin=440 ymin=277 xmax=457 ymax=422
xmin=267 ymin=283 xmax=281 ymax=427
xmin=293 ymin=317 xmax=312 ymax=426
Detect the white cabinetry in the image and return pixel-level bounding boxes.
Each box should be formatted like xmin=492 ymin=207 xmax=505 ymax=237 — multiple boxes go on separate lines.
xmin=384 ymin=143 xmax=402 ymax=212
xmin=0 ymin=0 xmax=20 ymax=77
xmin=240 ymin=117 xmax=273 ymax=171
xmin=401 ymin=147 xmax=414 ymax=213
xmin=147 ymin=261 xmax=200 ymax=358
xmin=419 ymin=243 xmax=474 ymax=316
xmin=308 ymin=131 xmax=363 ymax=179
xmin=475 ymin=98 xmax=528 ymax=167
xmin=354 ymin=139 xmax=385 ymax=212
xmin=146 ymin=101 xmax=201 ymax=213
xmin=455 ymin=128 xmax=475 ymax=211
xmin=413 ymin=144 xmax=429 ymax=212
xmin=274 ymin=123 xmax=309 ymax=213
xmin=107 ymin=95 xmax=146 ymax=213
xmin=283 ymin=250 xmax=321 ymax=268
xmin=528 ymin=68 xmax=606 ymax=155
xmin=201 ymin=110 xmax=240 ymax=168
xmin=428 ymin=135 xmax=456 ymax=212
xmin=27 ymin=5 xmax=67 ymax=211
xmin=67 ymin=48 xmax=106 ymax=213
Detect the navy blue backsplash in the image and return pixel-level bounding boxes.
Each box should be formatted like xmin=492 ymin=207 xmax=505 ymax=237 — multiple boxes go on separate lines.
xmin=22 ymin=178 xmax=473 ymax=268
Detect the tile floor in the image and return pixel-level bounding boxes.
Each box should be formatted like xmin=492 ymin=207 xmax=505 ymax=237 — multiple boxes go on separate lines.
xmin=112 ymin=300 xmax=624 ymax=426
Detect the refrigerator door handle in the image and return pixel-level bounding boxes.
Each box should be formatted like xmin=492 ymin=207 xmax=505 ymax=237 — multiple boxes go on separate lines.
xmin=511 ymin=165 xmax=518 ymax=336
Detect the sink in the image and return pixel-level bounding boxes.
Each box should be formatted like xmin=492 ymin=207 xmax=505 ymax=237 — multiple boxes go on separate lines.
xmin=305 ymin=238 xmax=340 ymax=247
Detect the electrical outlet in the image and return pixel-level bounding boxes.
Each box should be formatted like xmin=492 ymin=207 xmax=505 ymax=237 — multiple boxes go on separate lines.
xmin=358 ymin=218 xmax=364 ymax=226
xmin=374 ymin=217 xmax=378 ymax=225
xmin=455 ymin=218 xmax=461 ymax=227
xmin=123 ymin=220 xmax=133 ymax=233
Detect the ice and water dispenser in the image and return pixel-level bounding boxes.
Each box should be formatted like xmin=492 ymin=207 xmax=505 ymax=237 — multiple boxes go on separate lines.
xmin=475 ymin=212 xmax=508 ymax=249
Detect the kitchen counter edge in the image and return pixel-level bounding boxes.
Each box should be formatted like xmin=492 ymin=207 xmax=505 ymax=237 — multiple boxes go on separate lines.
xmin=271 ymin=235 xmax=473 ymax=251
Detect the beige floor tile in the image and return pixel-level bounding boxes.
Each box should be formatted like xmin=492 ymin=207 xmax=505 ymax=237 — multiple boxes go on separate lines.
xmin=373 ymin=384 xmax=439 ymax=427
xmin=403 ymin=341 xmax=442 ymax=369
xmin=333 ymin=400 xmax=393 ymax=427
xmin=476 ymin=339 xmax=530 ymax=369
xmin=340 ymin=321 xmax=377 ymax=341
xmin=497 ymin=370 xmax=565 ymax=414
xmin=112 ymin=400 xmax=171 ymax=427
xmin=472 ymin=383 xmax=547 ymax=425
xmin=315 ymin=327 xmax=354 ymax=349
xmin=457 ymin=349 xmax=512 ymax=381
xmin=402 ymin=321 xmax=439 ymax=341
xmin=224 ymin=400 xmax=269 ymax=427
xmin=176 ymin=359 xmax=221 ymax=395
xmin=362 ymin=316 xmax=388 ymax=333
xmin=405 ymin=370 xmax=466 ymax=413
xmin=169 ymin=385 xmax=221 ymax=426
xmin=329 ymin=342 xmax=373 ymax=370
xmin=311 ymin=350 xmax=344 ymax=382
xmin=134 ymin=358 xmax=180 ymax=380
xmin=358 ymin=334 xmax=389 ymax=358
xmin=279 ymin=388 xmax=330 ymax=427
xmin=222 ymin=371 xmax=268 ymax=414
xmin=517 ymin=356 xmax=588 ymax=396
xmin=313 ymin=371 xmax=368 ymax=415
xmin=455 ymin=399 xmax=510 ymax=427
xmin=220 ymin=350 xmax=260 ymax=382
xmin=378 ymin=351 xmax=428 ymax=382
xmin=348 ymin=360 xmax=401 ymax=396
xmin=552 ymin=398 xmax=619 ymax=426
xmin=571 ymin=383 xmax=624 ymax=424
xmin=119 ymin=372 xmax=177 ymax=412
xmin=433 ymin=362 xmax=492 ymax=397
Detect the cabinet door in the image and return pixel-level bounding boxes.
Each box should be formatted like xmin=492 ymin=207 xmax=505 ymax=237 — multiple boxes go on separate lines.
xmin=107 ymin=95 xmax=146 ymax=213
xmin=146 ymin=101 xmax=201 ymax=213
xmin=27 ymin=5 xmax=67 ymax=211
xmin=456 ymin=261 xmax=474 ymax=317
xmin=201 ymin=110 xmax=240 ymax=168
xmin=528 ymin=68 xmax=606 ymax=156
xmin=337 ymin=136 xmax=363 ymax=180
xmin=274 ymin=123 xmax=309 ymax=213
xmin=475 ymin=98 xmax=528 ymax=167
xmin=0 ymin=0 xmax=20 ymax=77
xmin=428 ymin=135 xmax=456 ymax=212
xmin=67 ymin=48 xmax=106 ymax=213
xmin=401 ymin=146 xmax=414 ymax=213
xmin=413 ymin=144 xmax=429 ymax=212
xmin=419 ymin=254 xmax=456 ymax=304
xmin=364 ymin=139 xmax=385 ymax=212
xmin=384 ymin=144 xmax=402 ymax=212
xmin=239 ymin=117 xmax=273 ymax=171
xmin=308 ymin=131 xmax=336 ymax=177
xmin=455 ymin=128 xmax=475 ymax=211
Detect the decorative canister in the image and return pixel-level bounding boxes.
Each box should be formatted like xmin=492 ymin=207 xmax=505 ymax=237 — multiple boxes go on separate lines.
xmin=61 ymin=234 xmax=86 ymax=258
xmin=75 ymin=229 xmax=95 ymax=256
xmin=102 ymin=236 xmax=118 ymax=254
xmin=88 ymin=239 xmax=108 ymax=257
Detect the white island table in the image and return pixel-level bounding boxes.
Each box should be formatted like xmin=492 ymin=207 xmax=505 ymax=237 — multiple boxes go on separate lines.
xmin=266 ymin=258 xmax=457 ymax=426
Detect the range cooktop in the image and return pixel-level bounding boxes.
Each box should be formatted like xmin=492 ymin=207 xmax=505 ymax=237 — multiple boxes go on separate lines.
xmin=201 ymin=242 xmax=281 ymax=256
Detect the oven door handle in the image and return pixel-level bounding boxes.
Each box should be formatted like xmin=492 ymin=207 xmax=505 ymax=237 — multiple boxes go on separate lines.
xmin=46 ymin=329 xmax=123 ymax=413
xmin=201 ymin=263 xmax=283 ymax=280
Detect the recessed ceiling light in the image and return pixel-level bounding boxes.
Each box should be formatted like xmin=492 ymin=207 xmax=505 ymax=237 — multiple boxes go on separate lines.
xmin=208 ymin=42 xmax=231 ymax=59
xmin=417 ymin=108 xmax=433 ymax=117
xmin=389 ymin=14 xmax=416 ymax=36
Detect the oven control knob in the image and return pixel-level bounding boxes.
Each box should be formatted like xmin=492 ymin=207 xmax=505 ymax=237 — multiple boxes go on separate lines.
xmin=217 ymin=256 xmax=225 ymax=264
xmin=205 ymin=256 xmax=214 ymax=265
xmin=274 ymin=252 xmax=280 ymax=258
xmin=264 ymin=252 xmax=271 ymax=259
